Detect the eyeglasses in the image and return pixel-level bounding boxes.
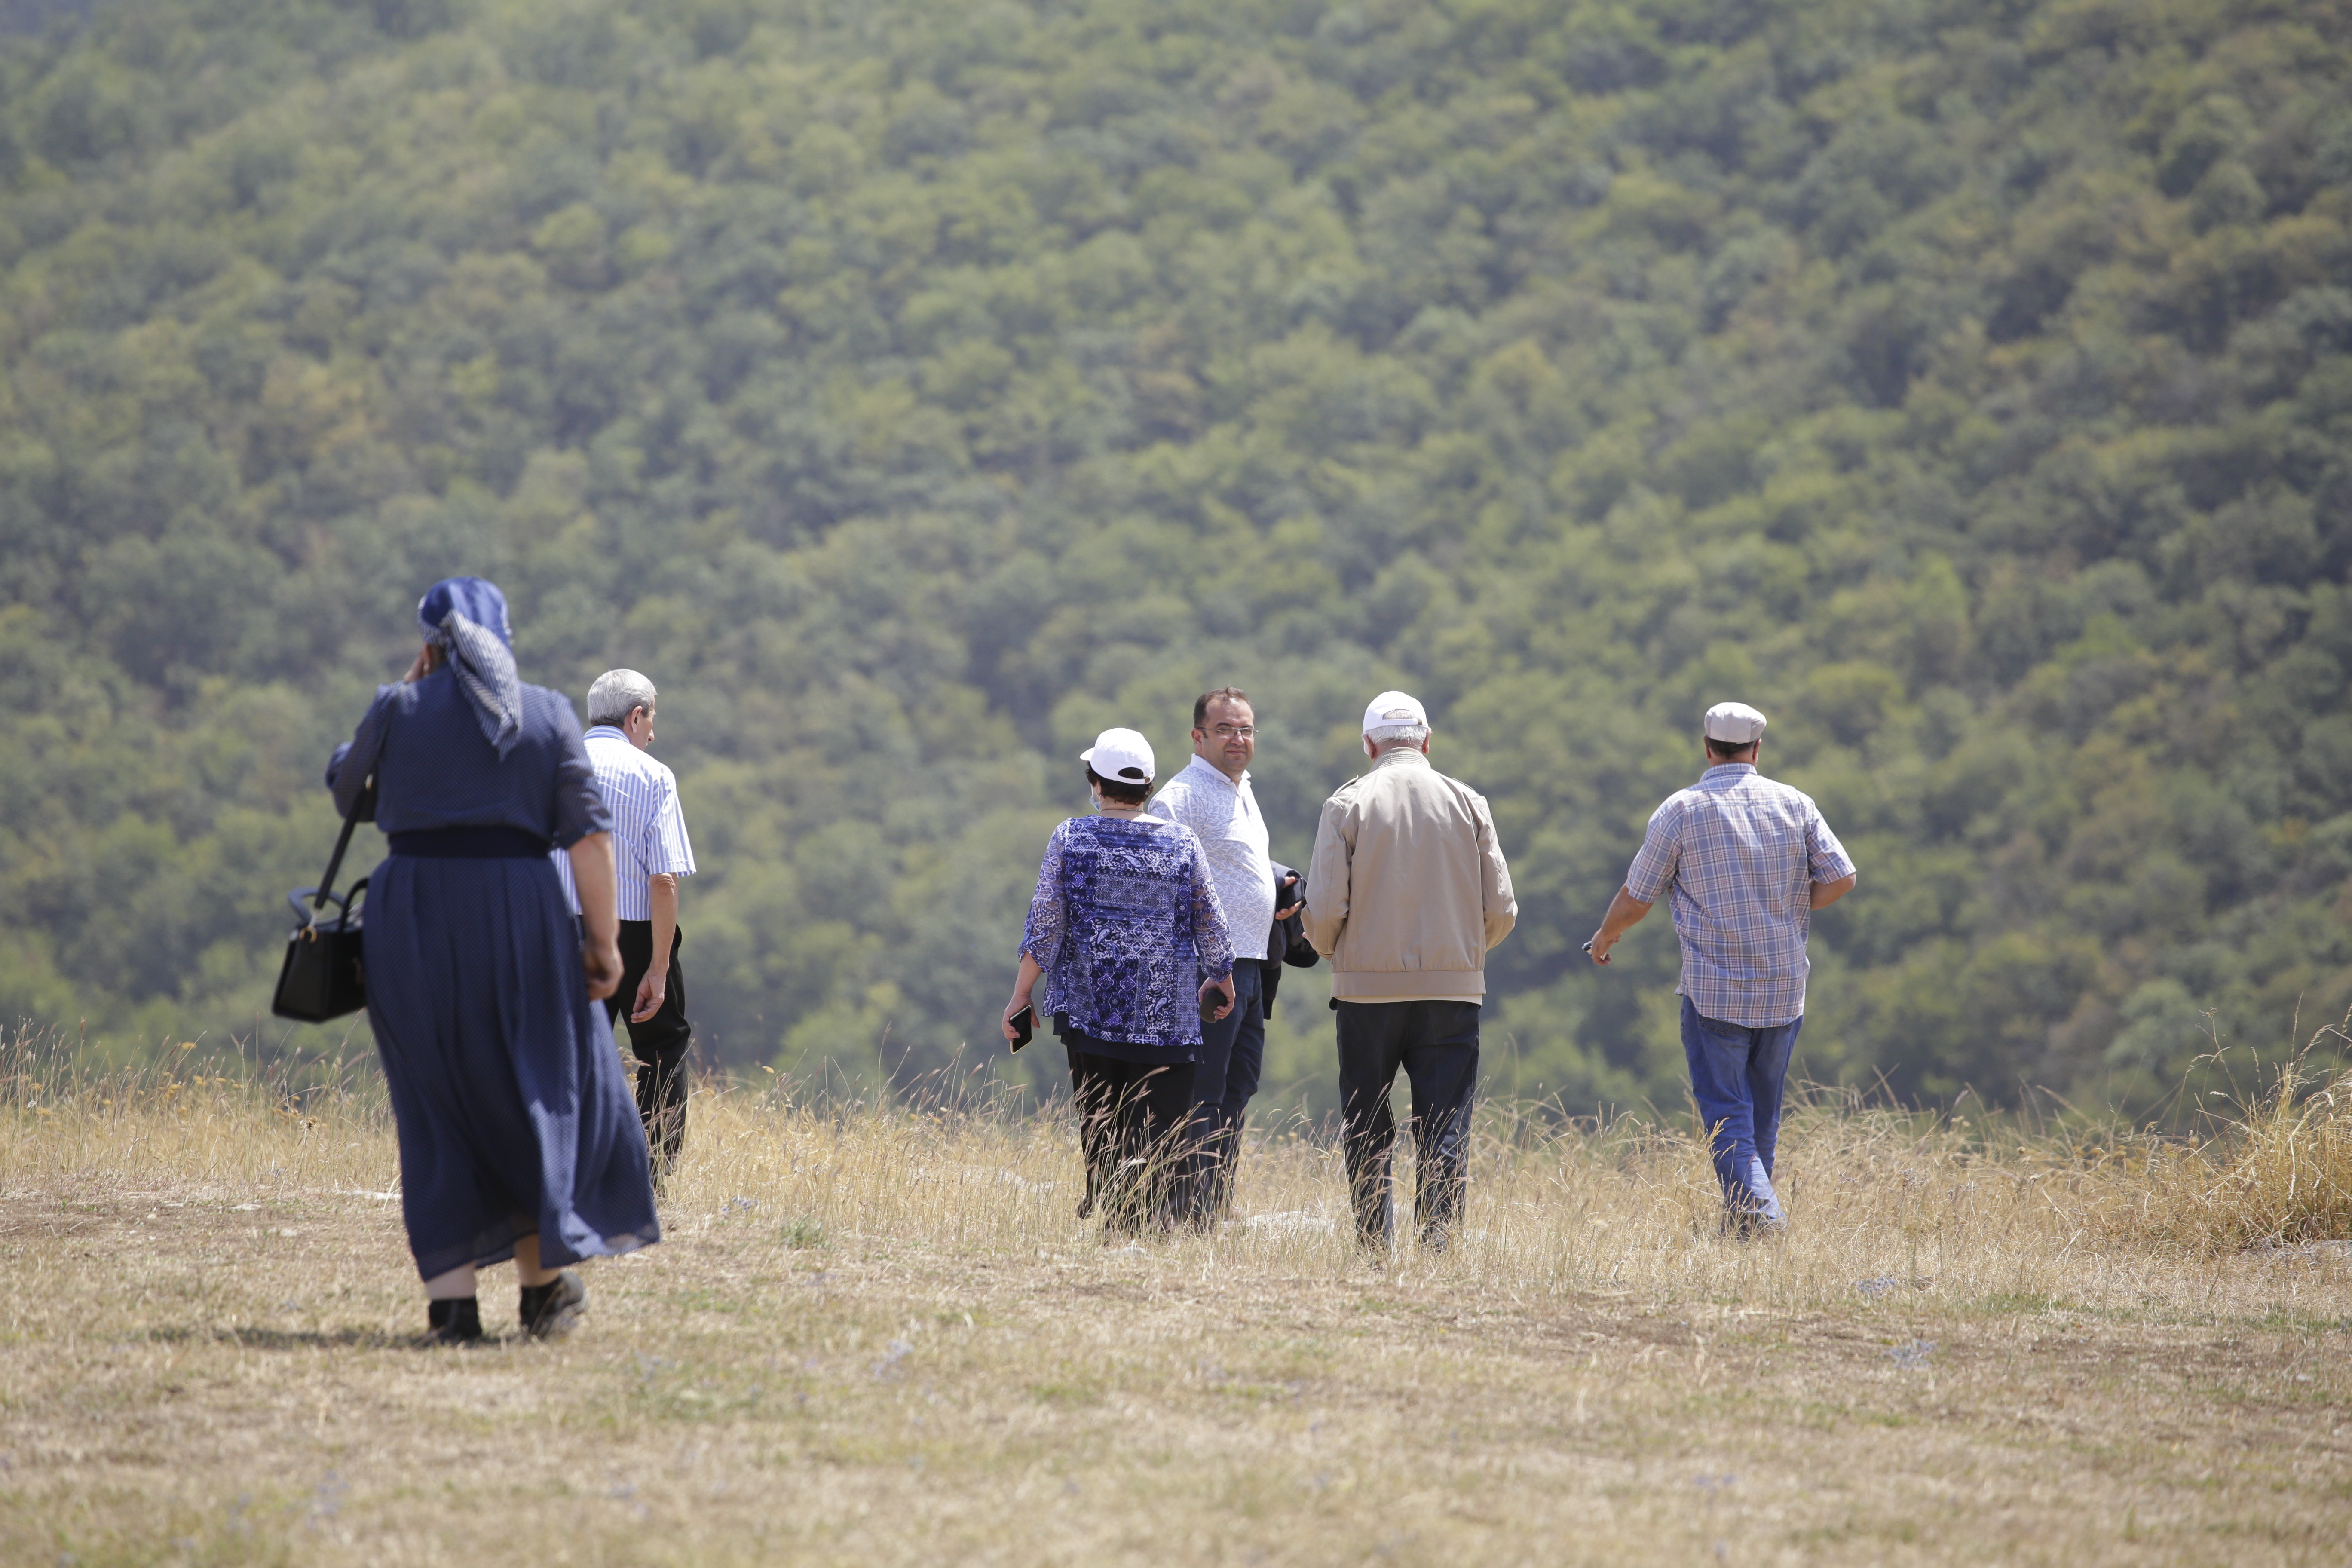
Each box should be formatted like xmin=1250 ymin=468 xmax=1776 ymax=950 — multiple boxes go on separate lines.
xmin=1206 ymin=725 xmax=1256 ymax=739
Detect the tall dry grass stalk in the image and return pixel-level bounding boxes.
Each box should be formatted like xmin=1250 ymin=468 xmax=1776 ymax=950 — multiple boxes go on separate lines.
xmin=2112 ymin=1059 xmax=2352 ymax=1254
xmin=0 ymin=1027 xmax=392 ymax=1197
xmin=5 ymin=1026 xmax=2350 ymax=1566
xmin=6 ymin=1022 xmax=2348 ymax=1284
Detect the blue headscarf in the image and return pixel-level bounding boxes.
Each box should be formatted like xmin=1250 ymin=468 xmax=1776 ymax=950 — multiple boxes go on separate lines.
xmin=416 ymin=577 xmax=523 ymax=759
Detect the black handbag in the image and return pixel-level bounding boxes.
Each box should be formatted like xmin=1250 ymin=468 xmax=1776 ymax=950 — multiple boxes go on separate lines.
xmin=271 ymin=782 xmax=372 ymax=1023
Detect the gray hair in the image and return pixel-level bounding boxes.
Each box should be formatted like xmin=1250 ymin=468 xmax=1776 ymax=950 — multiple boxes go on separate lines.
xmin=1366 ymin=723 xmax=1430 ymax=750
xmin=586 ymin=668 xmax=658 ymax=727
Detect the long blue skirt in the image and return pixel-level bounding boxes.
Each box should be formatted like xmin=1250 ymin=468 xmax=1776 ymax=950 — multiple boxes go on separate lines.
xmin=363 ymin=854 xmax=660 ymax=1280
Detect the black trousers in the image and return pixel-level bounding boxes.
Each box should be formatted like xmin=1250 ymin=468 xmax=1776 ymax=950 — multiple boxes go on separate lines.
xmin=1068 ymin=1050 xmax=1196 ymax=1235
xmin=607 ymin=920 xmax=692 ymax=1180
xmin=1335 ymin=999 xmax=1480 ymax=1248
xmin=1184 ymin=959 xmax=1266 ymax=1223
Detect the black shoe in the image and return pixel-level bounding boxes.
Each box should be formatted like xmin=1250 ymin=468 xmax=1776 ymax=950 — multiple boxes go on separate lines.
xmin=519 ymin=1270 xmax=587 ymax=1340
xmin=424 ymin=1296 xmax=482 ymax=1344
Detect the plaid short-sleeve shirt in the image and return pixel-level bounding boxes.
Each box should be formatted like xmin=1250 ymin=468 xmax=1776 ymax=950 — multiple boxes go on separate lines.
xmin=1623 ymin=763 xmax=1854 ymax=1029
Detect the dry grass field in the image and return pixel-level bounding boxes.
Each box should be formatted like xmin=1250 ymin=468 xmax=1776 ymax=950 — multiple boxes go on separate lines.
xmin=3 ymin=1041 xmax=2349 ymax=1568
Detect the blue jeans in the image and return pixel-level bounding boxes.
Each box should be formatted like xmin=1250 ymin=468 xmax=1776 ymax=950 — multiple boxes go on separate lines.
xmin=1185 ymin=960 xmax=1265 ymax=1220
xmin=1680 ymin=998 xmax=1801 ymax=1228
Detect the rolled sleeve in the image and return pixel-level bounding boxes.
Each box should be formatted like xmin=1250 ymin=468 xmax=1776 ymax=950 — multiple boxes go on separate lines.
xmin=644 ymin=777 xmax=697 ymax=878
xmin=1806 ymin=803 xmax=1856 ymax=884
xmin=1623 ymin=799 xmax=1683 ymax=905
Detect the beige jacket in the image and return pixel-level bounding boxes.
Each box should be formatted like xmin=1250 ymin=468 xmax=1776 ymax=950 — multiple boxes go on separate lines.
xmin=1304 ymin=747 xmax=1516 ymax=1000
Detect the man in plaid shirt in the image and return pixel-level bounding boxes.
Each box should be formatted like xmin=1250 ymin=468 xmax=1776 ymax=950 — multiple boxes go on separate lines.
xmin=1587 ymin=702 xmax=1856 ymax=1231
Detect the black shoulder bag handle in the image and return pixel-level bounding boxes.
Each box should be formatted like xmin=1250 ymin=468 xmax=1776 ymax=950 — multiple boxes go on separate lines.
xmin=270 ymin=778 xmax=374 ymax=1023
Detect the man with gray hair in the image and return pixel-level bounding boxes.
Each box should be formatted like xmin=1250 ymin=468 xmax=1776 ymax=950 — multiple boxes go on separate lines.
xmin=556 ymin=669 xmax=699 ymax=1183
xmin=1305 ymin=690 xmax=1516 ymax=1250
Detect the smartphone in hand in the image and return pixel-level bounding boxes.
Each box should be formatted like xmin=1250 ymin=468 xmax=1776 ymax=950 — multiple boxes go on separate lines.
xmin=1008 ymin=1004 xmax=1034 ymax=1050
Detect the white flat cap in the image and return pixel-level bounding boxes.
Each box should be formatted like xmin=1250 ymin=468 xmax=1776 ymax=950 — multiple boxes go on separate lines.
xmin=1703 ymin=701 xmax=1768 ymax=744
xmin=1362 ymin=689 xmax=1428 ymax=733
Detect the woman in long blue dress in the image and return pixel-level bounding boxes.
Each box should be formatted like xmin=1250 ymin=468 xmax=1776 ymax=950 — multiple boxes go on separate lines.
xmin=327 ymin=577 xmax=659 ymax=1341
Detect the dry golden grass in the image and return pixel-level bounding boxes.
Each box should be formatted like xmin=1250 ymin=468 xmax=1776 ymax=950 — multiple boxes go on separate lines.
xmin=2117 ymin=1063 xmax=2352 ymax=1256
xmin=3 ymin=1043 xmax=2349 ymax=1567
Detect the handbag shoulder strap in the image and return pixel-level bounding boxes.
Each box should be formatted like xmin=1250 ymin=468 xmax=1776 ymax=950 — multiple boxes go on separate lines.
xmin=311 ymin=795 xmax=365 ymax=915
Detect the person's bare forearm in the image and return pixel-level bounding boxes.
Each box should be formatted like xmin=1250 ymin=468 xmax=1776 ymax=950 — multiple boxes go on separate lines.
xmin=1586 ymin=885 xmax=1653 ymax=965
xmin=649 ymin=874 xmax=679 ymax=971
xmin=1001 ymin=953 xmax=1046 ymax=1044
xmin=1811 ymin=872 xmax=1856 ymax=910
xmin=1011 ymin=953 xmax=1043 ymax=1005
xmin=566 ymin=832 xmax=622 ymax=1000
xmin=569 ymin=834 xmax=619 ymax=947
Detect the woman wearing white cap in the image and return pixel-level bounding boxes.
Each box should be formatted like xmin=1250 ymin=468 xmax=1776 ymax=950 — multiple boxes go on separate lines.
xmin=1003 ymin=727 xmax=1238 ymax=1234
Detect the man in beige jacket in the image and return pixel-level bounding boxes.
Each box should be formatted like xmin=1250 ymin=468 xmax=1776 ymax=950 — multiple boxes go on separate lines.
xmin=1305 ymin=690 xmax=1516 ymax=1249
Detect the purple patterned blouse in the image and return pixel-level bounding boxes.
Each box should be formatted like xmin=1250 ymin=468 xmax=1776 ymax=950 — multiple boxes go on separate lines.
xmin=1020 ymin=814 xmax=1234 ymax=1061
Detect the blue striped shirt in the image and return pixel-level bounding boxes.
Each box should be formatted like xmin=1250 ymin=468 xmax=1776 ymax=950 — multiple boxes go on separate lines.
xmin=553 ymin=726 xmax=697 ymax=919
xmin=1623 ymin=764 xmax=1855 ymax=1029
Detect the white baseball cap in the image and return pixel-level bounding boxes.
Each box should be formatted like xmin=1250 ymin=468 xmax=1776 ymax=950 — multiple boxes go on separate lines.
xmin=1081 ymin=726 xmax=1155 ymax=786
xmin=1703 ymin=701 xmax=1768 ymax=744
xmin=1362 ymin=689 xmax=1429 ymax=734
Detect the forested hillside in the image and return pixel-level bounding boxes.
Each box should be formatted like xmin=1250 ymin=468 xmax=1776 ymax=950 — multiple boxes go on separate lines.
xmin=3 ymin=0 xmax=2349 ymax=1115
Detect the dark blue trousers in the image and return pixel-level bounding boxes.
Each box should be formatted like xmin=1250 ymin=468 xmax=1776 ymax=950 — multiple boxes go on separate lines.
xmin=1184 ymin=959 xmax=1265 ymax=1220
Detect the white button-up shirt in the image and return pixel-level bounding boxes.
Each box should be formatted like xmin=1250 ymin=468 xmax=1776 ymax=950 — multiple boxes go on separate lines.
xmin=1149 ymin=753 xmax=1274 ymax=960
xmin=553 ymin=726 xmax=697 ymax=919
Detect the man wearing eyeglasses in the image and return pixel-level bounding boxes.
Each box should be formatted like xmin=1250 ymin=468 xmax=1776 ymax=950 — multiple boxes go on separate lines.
xmin=1149 ymin=686 xmax=1298 ymax=1224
